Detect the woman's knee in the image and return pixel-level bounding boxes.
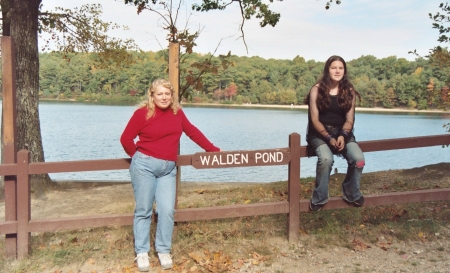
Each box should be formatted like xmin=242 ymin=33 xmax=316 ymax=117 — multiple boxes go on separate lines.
xmin=316 ymin=145 xmax=333 ymax=163
xmin=355 ymin=159 xmax=365 ymax=168
xmin=156 ymin=206 xmax=175 ymax=218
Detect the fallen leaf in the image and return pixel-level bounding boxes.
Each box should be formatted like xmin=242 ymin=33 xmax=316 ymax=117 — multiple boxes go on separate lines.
xmin=352 ymin=239 xmax=371 ymax=252
xmin=376 ymin=241 xmax=391 ymax=251
xmin=244 ymin=199 xmax=251 ymax=204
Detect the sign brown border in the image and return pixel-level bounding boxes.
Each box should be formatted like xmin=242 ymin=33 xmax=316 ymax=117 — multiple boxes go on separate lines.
xmin=192 ymin=148 xmax=291 ymax=169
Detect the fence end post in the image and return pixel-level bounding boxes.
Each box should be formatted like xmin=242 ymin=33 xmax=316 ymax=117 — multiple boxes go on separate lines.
xmin=16 ymin=150 xmax=31 ymax=259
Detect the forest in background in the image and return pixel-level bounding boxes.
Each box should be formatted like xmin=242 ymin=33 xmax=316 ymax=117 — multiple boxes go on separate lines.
xmin=35 ymin=49 xmax=450 ymax=110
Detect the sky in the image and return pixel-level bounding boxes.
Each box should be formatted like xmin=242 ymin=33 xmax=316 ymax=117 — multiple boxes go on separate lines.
xmin=41 ymin=0 xmax=446 ymax=62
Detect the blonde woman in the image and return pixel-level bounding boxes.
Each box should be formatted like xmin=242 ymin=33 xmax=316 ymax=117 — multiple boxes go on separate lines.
xmin=120 ymin=79 xmax=220 ymax=271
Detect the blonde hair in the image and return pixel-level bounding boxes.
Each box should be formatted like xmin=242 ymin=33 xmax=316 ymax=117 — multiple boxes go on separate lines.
xmin=139 ymin=79 xmax=181 ymax=119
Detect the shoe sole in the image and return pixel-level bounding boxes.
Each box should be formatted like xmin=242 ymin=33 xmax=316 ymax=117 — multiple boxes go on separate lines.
xmin=344 ymin=199 xmax=364 ymax=207
xmin=138 ymin=266 xmax=150 ymax=272
xmin=161 ymin=264 xmax=173 ymax=270
xmin=309 ymin=203 xmax=322 ymax=211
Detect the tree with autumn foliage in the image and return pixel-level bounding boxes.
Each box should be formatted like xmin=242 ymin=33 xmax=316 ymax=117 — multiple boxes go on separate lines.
xmin=426 ymin=2 xmax=450 ymax=132
xmin=122 ymin=0 xmax=341 ymax=101
xmin=425 ymin=3 xmax=450 ymax=110
xmin=224 ymin=82 xmax=238 ymax=100
xmin=0 ymin=1 xmax=138 ymax=196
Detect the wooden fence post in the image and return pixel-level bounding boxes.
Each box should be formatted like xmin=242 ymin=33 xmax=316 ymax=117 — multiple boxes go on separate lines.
xmin=169 ymin=42 xmax=181 ymax=209
xmin=287 ymin=133 xmax=300 ymax=241
xmin=16 ymin=150 xmax=31 ymax=259
xmin=1 ymin=36 xmax=18 ymax=258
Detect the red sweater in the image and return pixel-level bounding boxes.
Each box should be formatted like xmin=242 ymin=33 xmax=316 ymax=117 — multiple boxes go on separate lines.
xmin=120 ymin=106 xmax=219 ymax=161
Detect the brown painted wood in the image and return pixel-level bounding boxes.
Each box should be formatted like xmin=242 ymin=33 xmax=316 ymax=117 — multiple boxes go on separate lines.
xmin=28 ymin=214 xmax=133 ymax=232
xmin=1 ymin=36 xmax=18 ymax=258
xmin=300 ymin=188 xmax=450 ymax=212
xmin=192 ymin=148 xmax=290 ymax=169
xmin=28 ymin=158 xmax=131 ymax=174
xmin=174 ymin=201 xmax=289 ymax=222
xmin=1 ymin=135 xmax=446 ymax=176
xmin=0 ymin=162 xmax=17 ymax=175
xmin=0 ymin=221 xmax=17 ymax=235
xmin=1 ymin=133 xmax=450 ymax=259
xmin=287 ymin=133 xmax=301 ymax=242
xmin=16 ymin=150 xmax=30 ymax=259
xmin=358 ymin=134 xmax=450 ymax=153
xmin=176 ymin=155 xmax=192 ymax=166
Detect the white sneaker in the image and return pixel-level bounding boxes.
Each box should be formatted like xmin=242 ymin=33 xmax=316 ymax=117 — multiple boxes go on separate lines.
xmin=158 ymin=253 xmax=173 ymax=269
xmin=135 ymin=252 xmax=150 ymax=272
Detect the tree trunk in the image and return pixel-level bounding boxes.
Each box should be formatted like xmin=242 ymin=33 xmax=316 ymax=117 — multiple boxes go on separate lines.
xmin=8 ymin=0 xmax=52 ymax=198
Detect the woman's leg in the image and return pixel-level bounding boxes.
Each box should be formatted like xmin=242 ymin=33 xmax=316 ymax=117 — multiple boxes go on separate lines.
xmin=130 ymin=151 xmax=159 ymax=255
xmin=341 ymin=142 xmax=365 ymax=203
xmin=311 ymin=144 xmax=334 ymax=205
xmin=154 ymin=162 xmax=177 ymax=254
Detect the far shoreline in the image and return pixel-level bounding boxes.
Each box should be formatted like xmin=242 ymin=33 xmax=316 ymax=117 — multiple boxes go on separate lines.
xmin=181 ymin=102 xmax=450 ymax=114
xmin=35 ymin=98 xmax=450 ymax=114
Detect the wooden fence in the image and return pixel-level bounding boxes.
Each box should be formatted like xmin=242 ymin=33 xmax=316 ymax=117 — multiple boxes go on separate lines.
xmin=1 ymin=133 xmax=450 ymax=259
xmin=1 ymin=36 xmax=450 ymax=260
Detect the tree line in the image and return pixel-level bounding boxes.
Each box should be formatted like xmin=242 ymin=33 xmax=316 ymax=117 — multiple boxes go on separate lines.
xmin=37 ymin=50 xmax=450 ymax=110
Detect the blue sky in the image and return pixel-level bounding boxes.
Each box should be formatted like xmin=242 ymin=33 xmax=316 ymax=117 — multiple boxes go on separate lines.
xmin=42 ymin=0 xmax=445 ymax=62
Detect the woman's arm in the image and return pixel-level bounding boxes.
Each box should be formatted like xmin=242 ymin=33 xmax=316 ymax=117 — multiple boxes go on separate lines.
xmin=341 ymin=90 xmax=356 ymax=134
xmin=309 ymin=86 xmax=330 ymax=139
xmin=180 ymin=110 xmax=220 ymax=152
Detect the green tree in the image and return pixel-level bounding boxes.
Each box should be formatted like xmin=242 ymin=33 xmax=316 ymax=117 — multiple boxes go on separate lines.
xmin=0 ymin=1 xmax=137 ymax=195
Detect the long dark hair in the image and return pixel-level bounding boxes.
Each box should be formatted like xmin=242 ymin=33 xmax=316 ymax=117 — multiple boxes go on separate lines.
xmin=304 ymin=55 xmax=360 ymax=112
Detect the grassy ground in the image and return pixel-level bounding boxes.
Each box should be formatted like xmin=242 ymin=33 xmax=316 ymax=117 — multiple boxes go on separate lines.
xmin=1 ymin=163 xmax=449 ymax=272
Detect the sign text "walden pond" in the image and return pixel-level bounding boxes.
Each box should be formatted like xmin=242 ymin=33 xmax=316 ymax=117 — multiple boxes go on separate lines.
xmin=191 ymin=149 xmax=291 ymax=169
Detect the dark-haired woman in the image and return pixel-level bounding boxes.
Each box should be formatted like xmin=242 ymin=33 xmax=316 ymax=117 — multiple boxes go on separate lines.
xmin=304 ymin=55 xmax=365 ymax=211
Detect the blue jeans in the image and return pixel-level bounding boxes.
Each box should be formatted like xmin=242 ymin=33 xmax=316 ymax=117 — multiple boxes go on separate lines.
xmin=130 ymin=151 xmax=177 ymax=254
xmin=311 ymin=142 xmax=365 ymax=205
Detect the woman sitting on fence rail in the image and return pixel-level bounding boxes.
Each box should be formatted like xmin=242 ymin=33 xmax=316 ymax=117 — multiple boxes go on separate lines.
xmin=304 ymin=55 xmax=365 ymax=212
xmin=120 ymin=79 xmax=220 ymax=271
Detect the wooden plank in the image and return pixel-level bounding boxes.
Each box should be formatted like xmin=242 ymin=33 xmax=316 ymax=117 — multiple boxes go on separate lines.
xmin=176 ymin=155 xmax=192 ymax=166
xmin=287 ymin=133 xmax=300 ymax=242
xmin=0 ymin=221 xmax=17 ymax=235
xmin=16 ymin=151 xmax=30 ymax=259
xmin=358 ymin=135 xmax=450 ymax=153
xmin=1 ymin=36 xmax=18 ymax=258
xmin=28 ymin=158 xmax=130 ymax=174
xmin=192 ymin=148 xmax=290 ymax=169
xmin=300 ymin=188 xmax=450 ymax=212
xmin=174 ymin=201 xmax=289 ymax=222
xmin=28 ymin=214 xmax=133 ymax=232
xmin=0 ymin=163 xmax=18 ymax=176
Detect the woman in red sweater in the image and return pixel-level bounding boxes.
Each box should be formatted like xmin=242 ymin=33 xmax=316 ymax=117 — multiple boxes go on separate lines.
xmin=120 ymin=79 xmax=220 ymax=271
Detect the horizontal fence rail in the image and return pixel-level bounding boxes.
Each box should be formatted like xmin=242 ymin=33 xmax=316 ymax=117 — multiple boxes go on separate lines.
xmin=0 ymin=134 xmax=444 ymax=176
xmin=1 ymin=133 xmax=450 ymax=259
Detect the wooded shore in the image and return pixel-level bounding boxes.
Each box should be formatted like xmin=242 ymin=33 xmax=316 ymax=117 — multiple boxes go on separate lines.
xmin=181 ymin=102 xmax=450 ymax=114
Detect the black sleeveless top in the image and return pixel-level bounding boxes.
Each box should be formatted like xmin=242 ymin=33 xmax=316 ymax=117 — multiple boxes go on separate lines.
xmin=306 ymin=95 xmax=356 ymax=156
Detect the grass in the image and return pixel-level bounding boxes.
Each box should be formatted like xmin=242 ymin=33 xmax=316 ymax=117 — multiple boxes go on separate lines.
xmin=1 ymin=167 xmax=450 ymax=272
